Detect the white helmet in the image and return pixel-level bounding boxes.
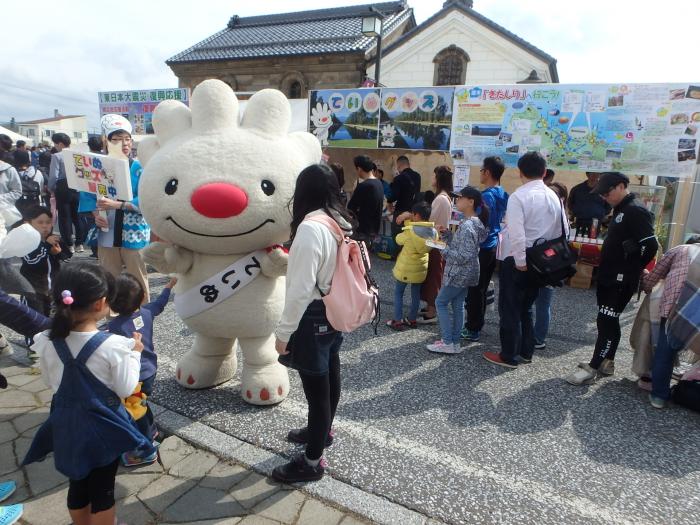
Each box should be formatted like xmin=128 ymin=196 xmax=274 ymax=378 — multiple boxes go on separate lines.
xmin=101 ymin=114 xmax=132 ymax=138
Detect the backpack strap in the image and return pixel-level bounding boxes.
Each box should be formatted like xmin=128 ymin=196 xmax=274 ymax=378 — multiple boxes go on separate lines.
xmin=305 ymin=214 xmax=344 ymax=244
xmin=75 ymin=331 xmax=112 ymax=366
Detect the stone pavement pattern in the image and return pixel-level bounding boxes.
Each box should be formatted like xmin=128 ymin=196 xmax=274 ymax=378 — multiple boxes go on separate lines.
xmin=143 ymin=257 xmax=700 ymax=525
xmin=0 ymin=353 xmax=368 ymax=525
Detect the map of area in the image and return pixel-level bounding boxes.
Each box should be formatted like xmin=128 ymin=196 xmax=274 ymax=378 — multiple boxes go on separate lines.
xmin=451 ymin=83 xmax=700 ymax=178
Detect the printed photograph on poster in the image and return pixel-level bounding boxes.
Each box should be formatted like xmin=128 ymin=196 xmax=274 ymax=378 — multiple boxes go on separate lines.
xmin=378 ymin=87 xmax=454 ymax=150
xmin=678 ymin=138 xmax=696 ymax=150
xmin=669 ymin=88 xmax=686 ymax=100
xmin=678 ymin=149 xmax=696 ymax=162
xmin=98 ymin=89 xmax=189 ymax=135
xmin=308 ymin=89 xmax=380 ymax=148
xmin=685 ymin=85 xmax=700 ymax=100
xmin=62 ymin=150 xmax=132 ymax=201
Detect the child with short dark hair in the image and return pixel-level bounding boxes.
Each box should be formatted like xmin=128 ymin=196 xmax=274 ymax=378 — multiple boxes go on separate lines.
xmin=23 ymin=262 xmax=153 ymax=525
xmin=107 ymin=273 xmax=176 ymax=466
xmin=386 ymin=202 xmax=436 ymax=330
xmin=20 ymin=206 xmax=68 ymax=318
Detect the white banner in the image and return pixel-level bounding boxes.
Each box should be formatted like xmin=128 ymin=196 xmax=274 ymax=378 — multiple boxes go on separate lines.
xmin=174 ymin=250 xmax=266 ymax=319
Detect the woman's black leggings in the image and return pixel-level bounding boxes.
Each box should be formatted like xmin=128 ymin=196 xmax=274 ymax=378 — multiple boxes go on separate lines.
xmin=298 ymin=352 xmax=341 ymax=460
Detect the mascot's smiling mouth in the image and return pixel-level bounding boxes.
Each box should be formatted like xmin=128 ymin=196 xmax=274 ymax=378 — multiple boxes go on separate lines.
xmin=166 ymin=217 xmax=275 ymax=238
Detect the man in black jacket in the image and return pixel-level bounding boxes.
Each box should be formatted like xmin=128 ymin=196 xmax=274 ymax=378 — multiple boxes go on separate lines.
xmin=566 ymin=172 xmax=658 ymax=385
xmin=387 ymin=156 xmax=421 ymax=239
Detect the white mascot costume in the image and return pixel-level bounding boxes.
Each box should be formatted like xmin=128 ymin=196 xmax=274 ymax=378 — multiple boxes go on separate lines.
xmin=138 ymin=79 xmax=321 ymax=405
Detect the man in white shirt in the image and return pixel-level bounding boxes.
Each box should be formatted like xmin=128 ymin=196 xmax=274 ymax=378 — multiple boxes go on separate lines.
xmin=483 ymin=152 xmax=568 ymax=368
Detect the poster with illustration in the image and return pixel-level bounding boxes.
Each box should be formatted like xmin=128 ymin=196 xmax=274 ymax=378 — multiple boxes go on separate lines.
xmin=62 ymin=150 xmax=132 ymax=201
xmin=98 ymin=88 xmax=190 ymax=135
xmin=378 ymin=87 xmax=454 ymax=151
xmin=451 ymin=83 xmax=700 ymax=178
xmin=308 ymin=89 xmax=380 ymax=148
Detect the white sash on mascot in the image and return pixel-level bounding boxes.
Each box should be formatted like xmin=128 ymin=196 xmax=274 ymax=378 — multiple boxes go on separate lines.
xmin=174 ymin=249 xmax=267 ymax=320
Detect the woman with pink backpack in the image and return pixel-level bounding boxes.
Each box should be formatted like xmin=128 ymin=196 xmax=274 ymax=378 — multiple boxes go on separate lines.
xmin=273 ymin=164 xmax=356 ymax=483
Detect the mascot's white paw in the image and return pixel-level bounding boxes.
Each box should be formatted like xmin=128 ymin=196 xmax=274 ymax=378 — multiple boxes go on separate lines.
xmin=175 ymin=351 xmax=237 ymax=389
xmin=260 ymin=247 xmax=289 ymax=278
xmin=240 ymin=362 xmax=290 ymax=405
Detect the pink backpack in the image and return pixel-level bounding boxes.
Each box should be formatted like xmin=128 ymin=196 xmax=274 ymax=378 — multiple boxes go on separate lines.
xmin=306 ymin=215 xmax=379 ymax=333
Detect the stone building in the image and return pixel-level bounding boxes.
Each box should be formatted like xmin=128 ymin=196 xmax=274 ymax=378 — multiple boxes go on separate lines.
xmin=166 ymin=0 xmax=561 ymax=194
xmin=167 ymin=2 xmax=415 ymax=97
xmin=167 ymin=1 xmax=558 ymax=96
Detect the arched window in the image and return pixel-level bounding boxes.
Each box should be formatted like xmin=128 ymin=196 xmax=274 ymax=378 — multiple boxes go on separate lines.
xmin=288 ymin=81 xmax=302 ymax=99
xmin=433 ymin=45 xmax=469 ymax=86
xmin=280 ymin=72 xmax=307 ymax=99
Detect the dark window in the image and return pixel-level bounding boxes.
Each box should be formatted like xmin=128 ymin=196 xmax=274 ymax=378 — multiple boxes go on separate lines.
xmin=288 ymin=81 xmax=302 ymax=99
xmin=433 ymin=46 xmax=469 ymax=86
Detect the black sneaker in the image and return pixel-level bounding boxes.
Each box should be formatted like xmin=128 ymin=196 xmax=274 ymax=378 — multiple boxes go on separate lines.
xmin=271 ymin=455 xmax=325 ymax=483
xmin=287 ymin=427 xmax=334 ymax=447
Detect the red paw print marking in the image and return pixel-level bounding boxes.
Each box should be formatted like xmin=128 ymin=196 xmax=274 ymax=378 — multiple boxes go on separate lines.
xmin=246 ymin=390 xmax=252 ymax=399
xmin=177 ymin=369 xmax=181 ymax=380
xmin=186 ymin=375 xmax=195 ymax=385
xmin=260 ymin=388 xmax=270 ymax=401
xmin=277 ymin=386 xmax=283 ymax=396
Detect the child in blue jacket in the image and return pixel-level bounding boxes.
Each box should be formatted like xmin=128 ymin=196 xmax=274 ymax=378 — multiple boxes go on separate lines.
xmin=107 ymin=273 xmax=177 ymax=466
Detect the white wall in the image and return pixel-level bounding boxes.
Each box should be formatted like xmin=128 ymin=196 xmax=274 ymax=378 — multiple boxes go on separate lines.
xmin=19 ymin=117 xmax=88 ymax=146
xmin=367 ymin=10 xmax=553 ymax=87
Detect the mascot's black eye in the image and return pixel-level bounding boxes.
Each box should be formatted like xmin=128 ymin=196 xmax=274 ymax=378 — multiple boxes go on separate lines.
xmin=165 ymin=179 xmax=178 ymax=195
xmin=261 ymin=180 xmax=275 ymax=196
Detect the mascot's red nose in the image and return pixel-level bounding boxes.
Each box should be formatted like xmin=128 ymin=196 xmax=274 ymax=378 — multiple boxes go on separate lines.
xmin=191 ymin=183 xmax=248 ymax=218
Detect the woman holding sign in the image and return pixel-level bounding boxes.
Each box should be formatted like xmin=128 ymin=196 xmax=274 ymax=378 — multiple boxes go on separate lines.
xmin=83 ymin=115 xmax=151 ymax=302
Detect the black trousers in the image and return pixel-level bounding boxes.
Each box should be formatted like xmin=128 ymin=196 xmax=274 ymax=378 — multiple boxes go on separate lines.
xmin=298 ymin=352 xmax=341 ymax=461
xmin=589 ymin=282 xmax=636 ymax=369
xmin=497 ymin=257 xmax=541 ymax=364
xmin=465 ymin=248 xmax=497 ymax=331
xmin=54 ymin=179 xmax=84 ymax=247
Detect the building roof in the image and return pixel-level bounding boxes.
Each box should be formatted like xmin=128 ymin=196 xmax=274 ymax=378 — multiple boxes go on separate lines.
xmin=382 ymin=0 xmax=559 ymax=82
xmin=167 ymin=1 xmax=414 ymax=64
xmin=18 ymin=115 xmax=84 ymax=125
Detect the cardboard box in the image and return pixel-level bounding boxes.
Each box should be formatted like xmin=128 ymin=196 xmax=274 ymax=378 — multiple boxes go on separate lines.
xmin=569 ymin=262 xmax=594 ymax=289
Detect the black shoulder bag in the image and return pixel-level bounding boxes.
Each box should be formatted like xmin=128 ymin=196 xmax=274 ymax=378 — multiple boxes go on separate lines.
xmin=525 ymin=202 xmax=577 ymax=287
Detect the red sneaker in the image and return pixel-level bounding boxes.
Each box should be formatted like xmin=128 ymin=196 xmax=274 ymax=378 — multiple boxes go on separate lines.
xmin=386 ymin=320 xmax=407 ymax=331
xmin=482 ymin=351 xmax=518 ymax=368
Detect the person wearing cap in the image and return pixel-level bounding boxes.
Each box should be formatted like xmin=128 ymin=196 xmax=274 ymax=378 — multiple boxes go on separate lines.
xmin=483 ymin=152 xmax=568 ymax=368
xmin=81 ymin=115 xmax=151 ymax=302
xmin=567 ymin=172 xmax=611 ymax=229
xmin=49 ymin=132 xmax=85 ymax=253
xmin=566 ymin=172 xmax=658 ymax=385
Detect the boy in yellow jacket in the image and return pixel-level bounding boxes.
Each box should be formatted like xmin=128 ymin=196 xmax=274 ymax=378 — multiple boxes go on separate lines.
xmin=387 ymin=202 xmax=437 ymax=330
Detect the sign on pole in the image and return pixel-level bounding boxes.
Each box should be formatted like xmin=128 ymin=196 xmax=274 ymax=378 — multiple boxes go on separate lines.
xmin=62 ymin=150 xmax=132 ymax=202
xmin=98 ymin=88 xmax=190 ymax=135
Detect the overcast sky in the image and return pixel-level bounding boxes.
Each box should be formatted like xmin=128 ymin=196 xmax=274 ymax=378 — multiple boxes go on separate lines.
xmin=3 ymin=0 xmax=699 ymax=132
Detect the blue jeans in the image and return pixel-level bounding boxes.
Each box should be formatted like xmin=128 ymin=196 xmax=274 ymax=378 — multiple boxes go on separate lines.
xmin=393 ymin=280 xmax=422 ymax=321
xmin=534 ymin=286 xmax=554 ymax=344
xmin=436 ymin=285 xmax=467 ymax=344
xmin=652 ymin=318 xmax=683 ymax=400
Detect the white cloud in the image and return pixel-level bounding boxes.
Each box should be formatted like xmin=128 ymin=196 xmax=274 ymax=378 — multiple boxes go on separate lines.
xmin=2 ymin=0 xmax=698 ymax=132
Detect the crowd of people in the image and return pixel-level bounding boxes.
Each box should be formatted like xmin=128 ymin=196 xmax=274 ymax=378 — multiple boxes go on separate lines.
xmin=1 ymin=123 xmax=699 ymax=522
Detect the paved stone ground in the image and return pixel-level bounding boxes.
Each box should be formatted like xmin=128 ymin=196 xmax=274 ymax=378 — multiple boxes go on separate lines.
xmin=0 ymin=353 xmax=367 ymax=525
xmin=3 ymin=254 xmax=700 ymax=524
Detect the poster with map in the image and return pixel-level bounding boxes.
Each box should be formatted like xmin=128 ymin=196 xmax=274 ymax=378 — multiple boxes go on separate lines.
xmin=451 ymin=83 xmax=700 ymax=178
